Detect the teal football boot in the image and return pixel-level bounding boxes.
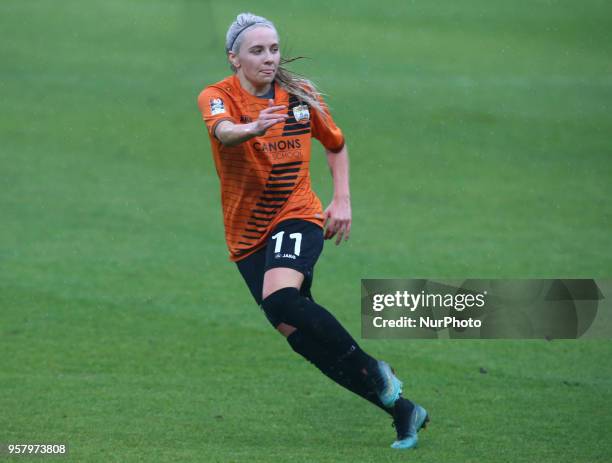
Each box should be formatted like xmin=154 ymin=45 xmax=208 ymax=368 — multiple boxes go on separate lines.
xmin=391 ymin=400 xmax=429 ymax=450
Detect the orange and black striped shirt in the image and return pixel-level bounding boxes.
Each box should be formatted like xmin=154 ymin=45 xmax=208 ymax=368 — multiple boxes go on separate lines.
xmin=197 ymin=75 xmax=344 ymax=261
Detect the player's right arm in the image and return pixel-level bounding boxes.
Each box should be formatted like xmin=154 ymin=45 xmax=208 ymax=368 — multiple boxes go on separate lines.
xmin=198 ymin=88 xmax=288 ymax=147
xmin=215 ymin=99 xmax=288 ymax=146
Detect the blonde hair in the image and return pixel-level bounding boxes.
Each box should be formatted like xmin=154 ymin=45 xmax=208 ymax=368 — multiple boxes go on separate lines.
xmin=225 ymin=12 xmax=328 ymax=119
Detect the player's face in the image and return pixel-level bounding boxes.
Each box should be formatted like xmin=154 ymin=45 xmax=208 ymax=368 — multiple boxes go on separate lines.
xmin=230 ymin=27 xmax=280 ymax=90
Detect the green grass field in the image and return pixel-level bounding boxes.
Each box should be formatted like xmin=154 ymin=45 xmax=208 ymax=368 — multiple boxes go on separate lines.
xmin=1 ymin=1 xmax=611 ymax=461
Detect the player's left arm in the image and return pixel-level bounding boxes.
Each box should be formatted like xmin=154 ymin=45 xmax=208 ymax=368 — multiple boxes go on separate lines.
xmin=323 ymin=143 xmax=351 ymax=245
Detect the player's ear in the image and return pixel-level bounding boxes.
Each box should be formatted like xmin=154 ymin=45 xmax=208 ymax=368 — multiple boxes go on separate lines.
xmin=228 ymin=51 xmax=240 ymax=69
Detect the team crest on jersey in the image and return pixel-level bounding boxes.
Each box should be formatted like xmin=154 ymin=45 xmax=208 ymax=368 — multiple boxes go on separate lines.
xmin=292 ymin=104 xmax=310 ymax=123
xmin=210 ymin=98 xmax=225 ymax=115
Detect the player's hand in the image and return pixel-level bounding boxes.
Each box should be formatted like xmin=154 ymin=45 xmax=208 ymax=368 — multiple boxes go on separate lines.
xmin=323 ymin=196 xmax=351 ymax=245
xmin=252 ymin=99 xmax=288 ymax=136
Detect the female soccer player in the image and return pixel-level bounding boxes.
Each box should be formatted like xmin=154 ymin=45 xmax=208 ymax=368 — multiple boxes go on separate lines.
xmin=197 ymin=12 xmax=428 ymax=449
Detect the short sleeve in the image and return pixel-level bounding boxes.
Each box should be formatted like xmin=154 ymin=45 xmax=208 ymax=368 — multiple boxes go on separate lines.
xmin=310 ymin=94 xmax=345 ymax=152
xmin=197 ymin=87 xmax=237 ymax=139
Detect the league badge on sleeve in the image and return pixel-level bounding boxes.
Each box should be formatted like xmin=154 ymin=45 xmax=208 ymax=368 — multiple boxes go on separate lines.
xmin=210 ymin=98 xmax=226 ymax=115
xmin=292 ymin=104 xmax=310 ymax=123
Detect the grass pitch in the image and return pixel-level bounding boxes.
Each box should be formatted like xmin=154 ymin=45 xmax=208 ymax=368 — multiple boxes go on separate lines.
xmin=1 ymin=1 xmax=611 ymax=461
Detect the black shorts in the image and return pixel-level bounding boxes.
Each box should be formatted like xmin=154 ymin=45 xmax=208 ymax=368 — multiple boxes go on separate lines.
xmin=236 ymin=219 xmax=324 ymax=313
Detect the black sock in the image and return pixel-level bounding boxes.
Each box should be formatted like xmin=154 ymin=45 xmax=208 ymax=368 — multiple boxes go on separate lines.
xmin=287 ymin=329 xmax=392 ymax=416
xmin=262 ymin=288 xmax=377 ymax=373
xmin=394 ymin=397 xmax=415 ymax=417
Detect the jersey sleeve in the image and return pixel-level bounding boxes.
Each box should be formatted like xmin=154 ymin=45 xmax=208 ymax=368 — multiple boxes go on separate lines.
xmin=197 ymin=87 xmax=237 ymax=139
xmin=310 ymin=94 xmax=345 ymax=152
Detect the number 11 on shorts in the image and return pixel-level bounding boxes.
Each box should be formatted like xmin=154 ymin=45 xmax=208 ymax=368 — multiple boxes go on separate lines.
xmin=271 ymin=231 xmax=302 ymax=256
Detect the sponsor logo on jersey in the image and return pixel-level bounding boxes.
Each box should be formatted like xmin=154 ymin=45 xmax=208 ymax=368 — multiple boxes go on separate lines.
xmin=292 ymin=104 xmax=310 ymax=123
xmin=240 ymin=115 xmax=253 ymax=123
xmin=253 ymin=138 xmax=302 ymax=152
xmin=210 ymin=98 xmax=225 ymax=115
xmin=274 ymin=253 xmax=297 ymax=260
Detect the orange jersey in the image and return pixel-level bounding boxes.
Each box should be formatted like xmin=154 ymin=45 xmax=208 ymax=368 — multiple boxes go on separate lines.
xmin=197 ymin=75 xmax=345 ymax=262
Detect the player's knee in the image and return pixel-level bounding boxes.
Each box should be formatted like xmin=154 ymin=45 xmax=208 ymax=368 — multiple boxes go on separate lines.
xmin=261 ymin=287 xmax=301 ymax=327
xmin=276 ymin=323 xmax=297 ymax=337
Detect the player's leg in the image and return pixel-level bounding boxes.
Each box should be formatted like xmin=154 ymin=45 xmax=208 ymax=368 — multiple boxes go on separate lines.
xmin=263 ymin=284 xmax=402 ymax=407
xmin=261 ymin=265 xmax=393 ymax=413
xmin=261 ymin=267 xmax=302 ymax=337
xmin=235 ymin=247 xmax=302 ymax=337
xmin=237 ymin=249 xmax=391 ymax=413
xmin=238 ymin=221 xmax=429 ymax=445
xmin=260 ymin=219 xmax=402 ymax=408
